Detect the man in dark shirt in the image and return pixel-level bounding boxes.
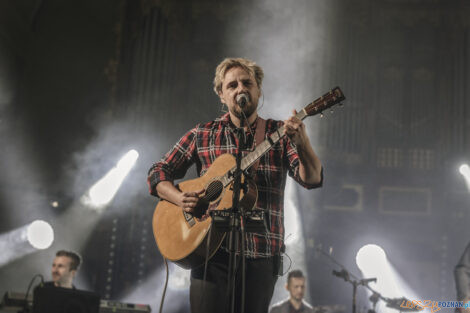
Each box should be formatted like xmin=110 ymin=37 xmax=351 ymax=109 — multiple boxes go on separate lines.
xmin=148 ymin=57 xmax=323 ymax=313
xmin=44 ymin=250 xmax=81 ymax=289
xmin=270 ymin=269 xmax=314 ymax=313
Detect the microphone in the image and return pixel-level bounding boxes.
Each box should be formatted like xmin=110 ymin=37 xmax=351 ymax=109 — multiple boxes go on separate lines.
xmin=360 ymin=277 xmax=377 ymax=284
xmin=332 ymin=269 xmax=349 ymax=281
xmin=236 ymin=93 xmax=249 ymax=108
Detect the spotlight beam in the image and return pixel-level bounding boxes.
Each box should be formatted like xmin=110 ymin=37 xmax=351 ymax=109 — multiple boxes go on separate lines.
xmin=459 ymin=164 xmax=470 ymax=191
xmin=0 ymin=220 xmax=54 ymax=268
xmin=81 ymin=149 xmax=139 ymax=210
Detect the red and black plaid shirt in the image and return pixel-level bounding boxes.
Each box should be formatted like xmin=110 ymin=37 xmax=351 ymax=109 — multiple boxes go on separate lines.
xmin=147 ymin=113 xmax=322 ymax=258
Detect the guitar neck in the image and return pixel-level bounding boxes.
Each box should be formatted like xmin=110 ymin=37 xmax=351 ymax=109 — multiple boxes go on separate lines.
xmin=241 ymin=109 xmax=308 ymax=171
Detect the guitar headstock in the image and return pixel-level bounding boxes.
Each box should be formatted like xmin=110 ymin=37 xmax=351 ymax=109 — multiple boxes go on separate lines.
xmin=304 ymin=87 xmax=345 ymax=116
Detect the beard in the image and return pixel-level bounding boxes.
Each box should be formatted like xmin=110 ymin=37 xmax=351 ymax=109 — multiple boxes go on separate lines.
xmin=230 ymin=101 xmax=257 ymax=119
xmin=293 ymin=294 xmax=303 ymax=301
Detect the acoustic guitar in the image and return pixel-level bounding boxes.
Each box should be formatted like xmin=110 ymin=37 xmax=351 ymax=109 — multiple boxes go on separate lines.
xmin=152 ymin=87 xmax=345 ymax=269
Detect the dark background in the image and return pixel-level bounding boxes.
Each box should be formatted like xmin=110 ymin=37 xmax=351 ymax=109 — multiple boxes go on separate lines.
xmin=0 ymin=0 xmax=469 ymax=312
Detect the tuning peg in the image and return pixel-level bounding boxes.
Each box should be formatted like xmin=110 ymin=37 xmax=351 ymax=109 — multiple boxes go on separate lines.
xmin=330 ymin=109 xmax=334 ymax=114
xmin=320 ymin=112 xmax=324 ymax=118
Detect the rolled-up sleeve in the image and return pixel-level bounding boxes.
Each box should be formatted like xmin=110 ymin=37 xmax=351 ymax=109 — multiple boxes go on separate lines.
xmin=147 ymin=126 xmax=198 ymax=197
xmin=284 ymin=138 xmax=323 ymax=189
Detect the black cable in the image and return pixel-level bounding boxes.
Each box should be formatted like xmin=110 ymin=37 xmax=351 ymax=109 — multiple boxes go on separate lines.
xmin=198 ymin=225 xmax=213 ymax=312
xmin=158 ymin=256 xmax=169 ymax=313
xmin=22 ymin=274 xmax=44 ymax=313
xmin=225 ymin=232 xmax=238 ymax=313
xmin=281 ymin=252 xmax=293 ymax=276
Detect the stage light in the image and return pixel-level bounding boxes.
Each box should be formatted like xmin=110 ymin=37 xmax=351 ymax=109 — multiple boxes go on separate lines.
xmin=459 ymin=164 xmax=470 ymax=191
xmin=0 ymin=220 xmax=55 ymax=267
xmin=356 ymin=244 xmax=386 ymax=273
xmin=81 ymin=149 xmax=139 ymax=210
xmin=27 ymin=220 xmax=54 ymax=249
xmin=460 ymin=164 xmax=470 ymax=176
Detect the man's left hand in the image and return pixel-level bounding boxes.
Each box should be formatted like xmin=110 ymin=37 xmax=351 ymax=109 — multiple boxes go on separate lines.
xmin=284 ymin=109 xmax=309 ymax=147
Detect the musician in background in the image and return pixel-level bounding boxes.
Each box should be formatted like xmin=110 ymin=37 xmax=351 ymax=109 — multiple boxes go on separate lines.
xmin=270 ymin=269 xmax=315 ymax=313
xmin=45 ymin=250 xmax=81 ymax=289
xmin=147 ymin=57 xmax=323 ymax=313
xmin=455 ymin=242 xmax=470 ymax=312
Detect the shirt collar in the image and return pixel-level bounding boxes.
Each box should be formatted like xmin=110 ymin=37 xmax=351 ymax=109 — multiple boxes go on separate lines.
xmin=288 ymin=300 xmax=305 ymax=312
xmin=217 ymin=112 xmax=259 ymax=131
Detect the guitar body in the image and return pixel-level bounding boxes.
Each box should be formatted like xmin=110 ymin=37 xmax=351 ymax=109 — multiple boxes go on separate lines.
xmin=152 ymin=154 xmax=258 ymax=269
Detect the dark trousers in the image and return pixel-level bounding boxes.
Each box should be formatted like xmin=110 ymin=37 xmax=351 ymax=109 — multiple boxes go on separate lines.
xmin=189 ymin=249 xmax=278 ymax=313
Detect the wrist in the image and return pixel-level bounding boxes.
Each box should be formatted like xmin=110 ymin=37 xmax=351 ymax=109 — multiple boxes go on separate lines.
xmin=295 ymin=136 xmax=311 ymax=152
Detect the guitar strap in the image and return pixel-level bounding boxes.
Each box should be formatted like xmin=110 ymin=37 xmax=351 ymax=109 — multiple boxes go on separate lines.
xmin=250 ymin=116 xmax=266 ymax=175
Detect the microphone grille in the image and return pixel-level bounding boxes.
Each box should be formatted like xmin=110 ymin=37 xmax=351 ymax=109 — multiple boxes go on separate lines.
xmin=236 ymin=93 xmax=249 ymax=107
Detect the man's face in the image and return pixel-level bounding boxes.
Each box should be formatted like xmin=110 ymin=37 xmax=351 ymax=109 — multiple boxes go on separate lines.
xmin=51 ymin=256 xmax=75 ymax=286
xmin=218 ymin=66 xmax=261 ymax=120
xmin=286 ymin=277 xmax=306 ymax=301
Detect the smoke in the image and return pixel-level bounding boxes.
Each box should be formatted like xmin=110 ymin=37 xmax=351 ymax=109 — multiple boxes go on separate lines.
xmin=65 ymin=116 xmax=158 ymax=216
xmin=270 ymin=178 xmax=310 ymax=305
xmin=0 ymin=37 xmax=54 ymax=229
xmin=224 ymin=0 xmax=334 ymax=123
xmin=0 ymin=48 xmax=14 ymax=112
xmin=122 ymin=265 xmax=190 ymax=313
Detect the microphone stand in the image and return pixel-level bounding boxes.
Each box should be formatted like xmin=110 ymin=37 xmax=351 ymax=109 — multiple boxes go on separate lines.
xmin=225 ymin=112 xmax=248 ymax=313
xmin=332 ymin=269 xmax=377 ymax=313
xmin=319 ymin=247 xmax=420 ymax=313
xmin=316 ymin=247 xmax=387 ymax=313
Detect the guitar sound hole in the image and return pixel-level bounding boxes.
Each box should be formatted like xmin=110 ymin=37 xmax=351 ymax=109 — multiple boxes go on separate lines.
xmin=205 ymin=180 xmax=223 ymax=202
xmin=192 ymin=180 xmax=223 ymax=220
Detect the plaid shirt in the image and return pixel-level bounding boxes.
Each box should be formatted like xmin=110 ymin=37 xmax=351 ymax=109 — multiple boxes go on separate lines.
xmin=147 ymin=113 xmax=322 ymax=258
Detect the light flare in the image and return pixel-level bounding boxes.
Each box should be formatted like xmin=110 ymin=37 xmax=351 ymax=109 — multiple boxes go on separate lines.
xmin=81 ymin=149 xmax=139 ymax=210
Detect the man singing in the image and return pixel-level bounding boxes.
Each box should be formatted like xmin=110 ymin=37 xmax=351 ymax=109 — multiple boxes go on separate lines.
xmin=147 ymin=57 xmax=323 ymax=313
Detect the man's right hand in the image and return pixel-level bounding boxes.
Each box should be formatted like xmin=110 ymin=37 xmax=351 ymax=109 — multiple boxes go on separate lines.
xmin=179 ymin=189 xmax=205 ymax=213
xmin=156 ymin=181 xmax=206 ymax=214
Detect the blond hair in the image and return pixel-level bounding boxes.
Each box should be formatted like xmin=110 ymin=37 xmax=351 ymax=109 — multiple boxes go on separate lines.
xmin=213 ymin=57 xmax=264 ymax=95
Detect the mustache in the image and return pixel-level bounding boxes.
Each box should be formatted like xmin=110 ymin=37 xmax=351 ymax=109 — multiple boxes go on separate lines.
xmin=235 ymin=93 xmax=250 ymax=104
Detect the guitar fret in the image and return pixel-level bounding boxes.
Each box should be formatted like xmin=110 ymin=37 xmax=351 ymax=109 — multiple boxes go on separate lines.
xmin=241 ymin=131 xmax=284 ymax=171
